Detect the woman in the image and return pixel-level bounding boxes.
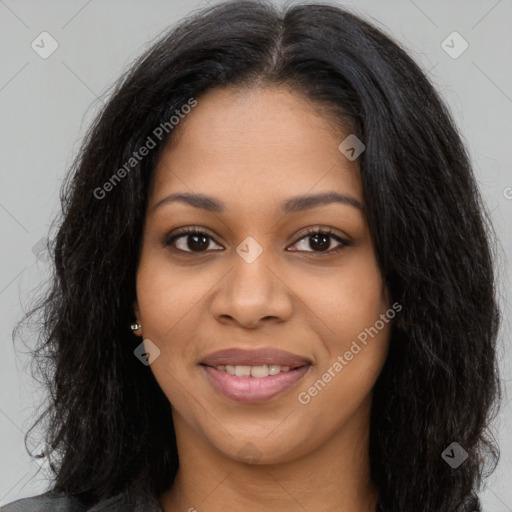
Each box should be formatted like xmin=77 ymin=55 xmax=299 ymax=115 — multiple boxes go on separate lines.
xmin=4 ymin=1 xmax=500 ymax=511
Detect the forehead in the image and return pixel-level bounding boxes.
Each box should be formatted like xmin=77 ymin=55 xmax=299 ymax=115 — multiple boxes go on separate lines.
xmin=150 ymin=86 xmax=362 ymax=209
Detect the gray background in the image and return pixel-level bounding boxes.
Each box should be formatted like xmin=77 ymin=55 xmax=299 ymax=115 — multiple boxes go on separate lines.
xmin=1 ymin=0 xmax=511 ymax=509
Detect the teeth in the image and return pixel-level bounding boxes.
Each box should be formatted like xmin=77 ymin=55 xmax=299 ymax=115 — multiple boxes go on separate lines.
xmin=215 ymin=364 xmax=294 ymax=377
xmin=251 ymin=365 xmax=269 ymax=377
xmin=234 ymin=365 xmax=251 ymax=377
xmin=269 ymin=364 xmax=281 ymax=375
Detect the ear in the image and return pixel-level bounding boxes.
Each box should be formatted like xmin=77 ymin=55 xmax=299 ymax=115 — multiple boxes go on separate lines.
xmin=131 ymin=300 xmax=143 ymax=336
xmin=132 ymin=300 xmax=141 ymax=323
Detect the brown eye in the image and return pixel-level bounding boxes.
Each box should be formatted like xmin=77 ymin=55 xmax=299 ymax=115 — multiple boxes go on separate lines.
xmin=163 ymin=227 xmax=350 ymax=256
xmin=178 ymin=232 xmax=210 ymax=252
xmin=164 ymin=229 xmax=223 ymax=253
xmin=288 ymin=228 xmax=350 ymax=254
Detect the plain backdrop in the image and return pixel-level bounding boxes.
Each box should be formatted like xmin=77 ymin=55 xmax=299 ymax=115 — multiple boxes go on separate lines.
xmin=1 ymin=0 xmax=511 ymax=509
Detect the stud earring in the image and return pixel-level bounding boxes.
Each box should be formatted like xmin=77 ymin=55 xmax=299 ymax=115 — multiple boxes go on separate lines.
xmin=130 ymin=323 xmax=142 ymax=331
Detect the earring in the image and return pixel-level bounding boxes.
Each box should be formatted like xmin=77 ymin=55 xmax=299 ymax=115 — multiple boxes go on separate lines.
xmin=130 ymin=323 xmax=142 ymax=331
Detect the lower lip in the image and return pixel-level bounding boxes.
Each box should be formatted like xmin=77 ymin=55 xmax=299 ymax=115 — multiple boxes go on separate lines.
xmin=202 ymin=365 xmax=311 ymax=404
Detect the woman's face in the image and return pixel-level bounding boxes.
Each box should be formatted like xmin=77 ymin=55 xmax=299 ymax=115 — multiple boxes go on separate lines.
xmin=134 ymin=85 xmax=391 ymax=464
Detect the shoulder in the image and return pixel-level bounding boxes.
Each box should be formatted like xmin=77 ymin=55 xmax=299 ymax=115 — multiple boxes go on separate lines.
xmin=0 ymin=489 xmax=162 ymax=512
xmin=0 ymin=490 xmax=85 ymax=511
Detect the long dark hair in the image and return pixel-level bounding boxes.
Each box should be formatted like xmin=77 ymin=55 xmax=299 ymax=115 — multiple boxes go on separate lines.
xmin=17 ymin=1 xmax=500 ymax=510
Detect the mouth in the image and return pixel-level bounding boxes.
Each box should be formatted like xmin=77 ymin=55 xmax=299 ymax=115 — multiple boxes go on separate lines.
xmin=208 ymin=363 xmax=301 ymax=377
xmin=200 ymin=348 xmax=312 ymax=404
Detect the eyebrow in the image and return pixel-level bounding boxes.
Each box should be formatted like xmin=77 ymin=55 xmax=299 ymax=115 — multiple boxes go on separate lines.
xmin=151 ymin=191 xmax=363 ymax=214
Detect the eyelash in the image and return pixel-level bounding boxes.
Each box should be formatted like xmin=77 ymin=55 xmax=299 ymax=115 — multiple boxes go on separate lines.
xmin=162 ymin=226 xmax=351 ymax=256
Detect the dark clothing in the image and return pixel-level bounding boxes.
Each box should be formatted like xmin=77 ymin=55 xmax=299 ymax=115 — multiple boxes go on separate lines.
xmin=0 ymin=489 xmax=163 ymax=512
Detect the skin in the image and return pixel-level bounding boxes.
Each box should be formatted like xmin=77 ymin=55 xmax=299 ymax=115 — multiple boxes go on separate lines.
xmin=133 ymin=85 xmax=391 ymax=512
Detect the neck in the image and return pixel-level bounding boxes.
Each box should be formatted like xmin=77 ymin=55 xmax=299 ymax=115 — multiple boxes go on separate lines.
xmin=160 ymin=396 xmax=377 ymax=512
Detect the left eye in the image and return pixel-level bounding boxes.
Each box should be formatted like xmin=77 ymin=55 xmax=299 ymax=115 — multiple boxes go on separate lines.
xmin=164 ymin=228 xmax=350 ymax=254
xmin=290 ymin=229 xmax=350 ymax=253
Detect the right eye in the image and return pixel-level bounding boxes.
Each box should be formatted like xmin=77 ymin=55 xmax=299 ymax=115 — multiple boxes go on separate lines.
xmin=163 ymin=228 xmax=224 ymax=253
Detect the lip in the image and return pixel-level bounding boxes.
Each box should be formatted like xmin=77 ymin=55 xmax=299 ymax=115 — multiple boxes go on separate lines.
xmin=202 ymin=364 xmax=311 ymax=404
xmin=200 ymin=348 xmax=311 ymax=368
xmin=200 ymin=348 xmax=312 ymax=404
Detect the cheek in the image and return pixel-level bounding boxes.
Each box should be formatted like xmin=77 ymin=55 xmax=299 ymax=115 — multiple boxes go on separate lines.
xmin=135 ymin=253 xmax=204 ymax=408
xmin=293 ymin=248 xmax=387 ymax=340
xmin=135 ymin=248 xmax=203 ymax=341
xmin=295 ymin=249 xmax=390 ymax=404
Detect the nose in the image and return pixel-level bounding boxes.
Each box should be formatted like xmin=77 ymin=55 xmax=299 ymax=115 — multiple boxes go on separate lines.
xmin=210 ymin=248 xmax=294 ymax=329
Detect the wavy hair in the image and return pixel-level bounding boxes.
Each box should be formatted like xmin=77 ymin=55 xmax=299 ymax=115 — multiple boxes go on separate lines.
xmin=17 ymin=1 xmax=500 ymax=510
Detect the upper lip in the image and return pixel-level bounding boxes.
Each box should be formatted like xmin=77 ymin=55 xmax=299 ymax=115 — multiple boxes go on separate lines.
xmin=201 ymin=348 xmax=312 ymax=368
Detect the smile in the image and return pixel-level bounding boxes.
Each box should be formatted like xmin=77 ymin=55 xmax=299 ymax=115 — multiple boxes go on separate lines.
xmin=200 ymin=348 xmax=312 ymax=404
xmin=201 ymin=365 xmax=310 ymax=403
xmin=215 ymin=364 xmax=294 ymax=377
xmin=200 ymin=348 xmax=312 ymax=403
